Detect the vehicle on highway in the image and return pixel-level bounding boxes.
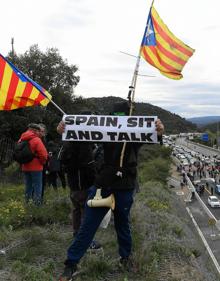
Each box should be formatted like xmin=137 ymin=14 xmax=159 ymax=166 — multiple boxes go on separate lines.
xmin=190 ymin=151 xmax=197 ymax=157
xmin=215 ymin=185 xmax=220 ymax=195
xmin=208 ymin=196 xmax=220 ymax=208
xmin=193 ymin=180 xmax=205 ymax=195
xmin=181 ymin=159 xmax=189 ymax=166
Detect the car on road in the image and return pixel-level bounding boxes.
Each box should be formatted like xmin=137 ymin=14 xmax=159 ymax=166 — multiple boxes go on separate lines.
xmin=181 ymin=159 xmax=189 ymax=166
xmin=215 ymin=185 xmax=220 ymax=195
xmin=208 ymin=196 xmax=220 ymax=208
xmin=193 ymin=180 xmax=205 ymax=195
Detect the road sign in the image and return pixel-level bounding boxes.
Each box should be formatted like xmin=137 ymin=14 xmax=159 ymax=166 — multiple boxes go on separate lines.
xmin=201 ymin=133 xmax=209 ymax=142
xmin=208 ymin=218 xmax=216 ymax=226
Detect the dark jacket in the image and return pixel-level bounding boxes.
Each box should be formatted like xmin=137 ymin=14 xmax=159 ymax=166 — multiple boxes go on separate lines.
xmin=61 ymin=142 xmax=95 ymax=190
xmin=48 ymin=152 xmax=61 ymax=172
xmin=95 ymin=142 xmax=142 ymax=190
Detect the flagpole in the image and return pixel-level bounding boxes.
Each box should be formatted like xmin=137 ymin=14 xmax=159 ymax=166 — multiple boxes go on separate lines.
xmin=49 ymin=98 xmax=66 ymax=115
xmin=118 ymin=50 xmax=142 ymax=170
xmin=151 ymin=0 xmax=155 ymax=8
xmin=119 ymin=0 xmax=155 ymax=170
xmin=128 ymin=0 xmax=155 ymax=115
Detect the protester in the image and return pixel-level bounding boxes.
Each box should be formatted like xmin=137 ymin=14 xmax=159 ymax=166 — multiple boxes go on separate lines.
xmin=60 ymin=142 xmax=96 ymax=232
xmin=57 ymin=101 xmax=164 ymax=280
xmin=47 ymin=141 xmax=62 ymax=190
xmin=57 ymin=160 xmax=67 ymax=189
xmin=18 ymin=123 xmax=48 ymax=205
xmin=58 ymin=110 xmax=102 ymax=249
xmin=38 ymin=123 xmax=48 ymax=200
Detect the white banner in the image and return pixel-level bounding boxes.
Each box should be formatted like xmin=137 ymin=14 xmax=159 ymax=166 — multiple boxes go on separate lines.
xmin=62 ymin=115 xmax=158 ymax=143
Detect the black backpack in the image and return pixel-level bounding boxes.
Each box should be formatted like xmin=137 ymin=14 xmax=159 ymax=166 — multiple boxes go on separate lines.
xmin=13 ymin=140 xmax=35 ymax=164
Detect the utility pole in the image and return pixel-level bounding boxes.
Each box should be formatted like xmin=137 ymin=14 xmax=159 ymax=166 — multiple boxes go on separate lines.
xmin=11 ymin=37 xmax=15 ymax=61
xmin=216 ymin=121 xmax=219 ymax=149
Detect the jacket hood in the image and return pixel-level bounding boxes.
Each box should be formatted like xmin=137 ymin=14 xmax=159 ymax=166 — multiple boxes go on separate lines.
xmin=20 ymin=130 xmax=39 ymax=141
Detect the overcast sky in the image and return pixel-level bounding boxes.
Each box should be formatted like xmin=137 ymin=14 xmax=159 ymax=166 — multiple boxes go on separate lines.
xmin=1 ymin=0 xmax=220 ymax=118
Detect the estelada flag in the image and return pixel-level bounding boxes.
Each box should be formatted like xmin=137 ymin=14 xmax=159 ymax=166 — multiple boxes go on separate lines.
xmin=0 ymin=54 xmax=52 ymax=110
xmin=141 ymin=6 xmax=195 ymax=80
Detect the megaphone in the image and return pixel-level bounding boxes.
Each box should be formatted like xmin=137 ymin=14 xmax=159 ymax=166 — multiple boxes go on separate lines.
xmin=87 ymin=188 xmax=115 ymax=210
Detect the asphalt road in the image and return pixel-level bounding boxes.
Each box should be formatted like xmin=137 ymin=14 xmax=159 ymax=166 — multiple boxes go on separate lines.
xmin=176 ymin=138 xmax=220 ymax=158
xmin=171 ymin=161 xmax=220 ymax=276
xmin=197 ymin=187 xmax=220 ymax=219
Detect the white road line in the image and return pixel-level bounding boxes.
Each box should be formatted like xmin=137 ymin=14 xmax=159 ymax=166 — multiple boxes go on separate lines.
xmin=186 ymin=207 xmax=220 ymax=276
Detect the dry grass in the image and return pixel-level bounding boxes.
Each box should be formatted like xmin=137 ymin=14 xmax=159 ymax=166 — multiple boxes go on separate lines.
xmin=0 ymin=147 xmax=219 ymax=280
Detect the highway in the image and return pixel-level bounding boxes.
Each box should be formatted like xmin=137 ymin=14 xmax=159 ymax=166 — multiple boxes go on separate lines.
xmin=174 ymin=137 xmax=220 ymax=219
xmin=197 ymin=187 xmax=220 ymax=219
xmin=170 ymin=170 xmax=220 ymax=276
xmin=171 ymin=139 xmax=220 ymax=275
xmin=176 ymin=138 xmax=220 ymax=158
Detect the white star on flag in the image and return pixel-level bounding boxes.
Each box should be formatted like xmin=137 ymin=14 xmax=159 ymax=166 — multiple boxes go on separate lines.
xmin=145 ymin=22 xmax=154 ymax=43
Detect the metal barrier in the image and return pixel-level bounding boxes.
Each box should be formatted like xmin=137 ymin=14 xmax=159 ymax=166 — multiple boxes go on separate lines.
xmin=172 ymin=156 xmax=218 ymax=225
xmin=186 ymin=175 xmax=216 ymax=221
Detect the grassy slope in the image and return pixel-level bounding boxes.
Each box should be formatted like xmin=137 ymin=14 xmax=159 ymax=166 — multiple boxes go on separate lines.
xmin=0 ymin=146 xmax=219 ymax=281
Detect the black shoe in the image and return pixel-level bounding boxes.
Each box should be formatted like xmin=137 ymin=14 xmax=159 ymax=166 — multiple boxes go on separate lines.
xmin=89 ymin=240 xmax=102 ymax=250
xmin=119 ymin=257 xmax=137 ymax=273
xmin=59 ymin=264 xmax=77 ymax=281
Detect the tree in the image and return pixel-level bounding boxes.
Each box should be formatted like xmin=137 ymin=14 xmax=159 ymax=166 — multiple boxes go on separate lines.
xmin=0 ymin=45 xmax=83 ymax=143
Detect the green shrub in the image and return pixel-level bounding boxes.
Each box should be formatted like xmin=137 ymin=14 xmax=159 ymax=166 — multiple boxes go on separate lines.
xmin=0 ymin=185 xmax=70 ymax=228
xmin=138 ymin=145 xmax=171 ymax=163
xmin=139 ymin=157 xmax=171 ymax=184
xmin=3 ymin=162 xmax=23 ymax=184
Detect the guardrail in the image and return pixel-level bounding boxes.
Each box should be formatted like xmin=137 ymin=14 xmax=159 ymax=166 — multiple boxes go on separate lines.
xmin=186 ymin=207 xmax=220 ymax=276
xmin=186 ymin=140 xmax=220 ymax=156
xmin=172 ymin=155 xmax=220 ymax=276
xmin=186 ymin=175 xmax=217 ymax=222
xmin=172 ymin=156 xmax=217 ymax=222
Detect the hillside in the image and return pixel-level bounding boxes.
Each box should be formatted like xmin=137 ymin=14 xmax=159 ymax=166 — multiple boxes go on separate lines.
xmin=187 ymin=116 xmax=220 ymax=127
xmin=200 ymin=122 xmax=219 ymax=134
xmin=86 ymin=96 xmax=197 ymax=134
xmin=0 ymin=146 xmax=218 ymax=280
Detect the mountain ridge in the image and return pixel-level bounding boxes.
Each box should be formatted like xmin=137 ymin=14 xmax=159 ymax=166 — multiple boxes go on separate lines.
xmin=85 ymin=96 xmax=197 ymax=134
xmin=187 ymin=116 xmax=220 ymax=126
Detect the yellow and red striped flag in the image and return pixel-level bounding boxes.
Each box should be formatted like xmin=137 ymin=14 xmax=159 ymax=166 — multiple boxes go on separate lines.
xmin=141 ymin=6 xmax=195 ymax=80
xmin=0 ymin=54 xmax=52 ymax=110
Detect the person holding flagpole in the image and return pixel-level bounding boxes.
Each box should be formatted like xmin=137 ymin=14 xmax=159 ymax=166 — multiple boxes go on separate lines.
xmin=57 ymin=103 xmax=164 ymax=280
xmin=57 ymin=0 xmax=196 ymax=277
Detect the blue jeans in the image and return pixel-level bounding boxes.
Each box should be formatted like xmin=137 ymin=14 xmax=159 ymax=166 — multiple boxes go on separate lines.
xmin=66 ymin=186 xmax=134 ymax=265
xmin=24 ymin=171 xmax=43 ymax=205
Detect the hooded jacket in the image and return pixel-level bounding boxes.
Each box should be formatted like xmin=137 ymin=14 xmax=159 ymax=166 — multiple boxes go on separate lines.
xmin=61 ymin=142 xmax=96 ymax=190
xmin=94 ymin=142 xmax=142 ymax=190
xmin=19 ymin=129 xmax=48 ymax=171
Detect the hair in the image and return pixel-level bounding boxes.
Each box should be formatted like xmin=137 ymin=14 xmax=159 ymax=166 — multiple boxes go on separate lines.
xmin=38 ymin=123 xmax=47 ymax=133
xmin=28 ymin=123 xmax=41 ymax=131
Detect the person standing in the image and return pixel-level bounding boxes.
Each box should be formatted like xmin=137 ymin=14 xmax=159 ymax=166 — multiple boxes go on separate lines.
xmin=60 ymin=141 xmax=96 ymax=235
xmin=18 ymin=123 xmax=48 ymax=205
xmin=38 ymin=124 xmax=48 ymax=200
xmin=58 ymin=110 xmax=102 ymax=250
xmin=47 ymin=141 xmax=61 ymax=190
xmin=58 ymin=102 xmax=164 ymax=280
